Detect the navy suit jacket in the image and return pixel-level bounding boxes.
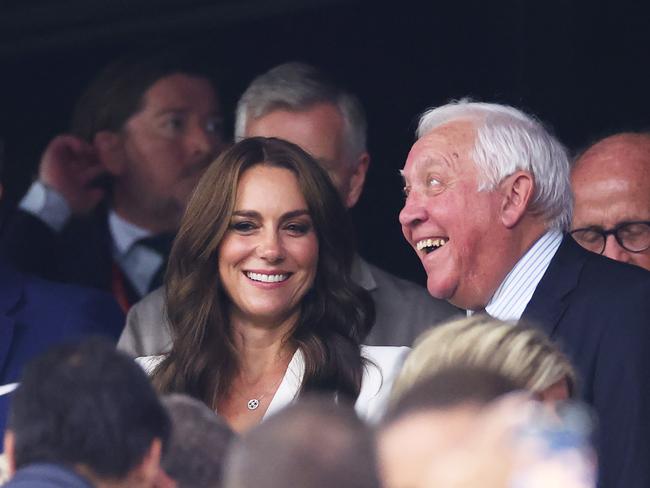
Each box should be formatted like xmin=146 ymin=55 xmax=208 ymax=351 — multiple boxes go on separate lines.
xmin=0 ymin=207 xmax=148 ymax=310
xmin=522 ymin=236 xmax=650 ymax=488
xmin=1 ymin=207 xmax=116 ymax=292
xmin=0 ymin=260 xmax=124 ymax=434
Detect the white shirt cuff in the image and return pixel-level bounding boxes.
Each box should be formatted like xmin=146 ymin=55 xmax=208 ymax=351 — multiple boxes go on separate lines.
xmin=19 ymin=181 xmax=71 ymax=233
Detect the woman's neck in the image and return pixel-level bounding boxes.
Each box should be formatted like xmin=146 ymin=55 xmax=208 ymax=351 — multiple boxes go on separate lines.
xmin=219 ymin=313 xmax=299 ymax=432
xmin=230 ymin=312 xmax=298 ymax=382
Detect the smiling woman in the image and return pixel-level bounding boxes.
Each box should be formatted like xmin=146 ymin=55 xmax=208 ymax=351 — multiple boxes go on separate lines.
xmin=217 ymin=165 xmax=319 ymax=327
xmin=142 ymin=137 xmax=409 ymax=432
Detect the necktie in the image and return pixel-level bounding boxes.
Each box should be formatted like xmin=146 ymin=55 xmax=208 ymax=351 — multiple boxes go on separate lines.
xmin=136 ymin=233 xmax=175 ymax=292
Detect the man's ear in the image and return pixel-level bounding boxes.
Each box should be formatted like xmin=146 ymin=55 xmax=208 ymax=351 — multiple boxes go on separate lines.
xmin=345 ymin=152 xmax=370 ymax=209
xmin=3 ymin=430 xmax=16 ymax=477
xmin=139 ymin=438 xmax=163 ymax=487
xmin=500 ymin=171 xmax=534 ymax=228
xmin=93 ymin=130 xmax=126 ymax=176
xmin=152 ymin=466 xmax=177 ymax=488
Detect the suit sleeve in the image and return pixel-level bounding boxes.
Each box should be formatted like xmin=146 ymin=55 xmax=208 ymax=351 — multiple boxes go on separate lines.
xmin=61 ymin=286 xmax=126 ymax=341
xmin=0 ymin=209 xmax=62 ymax=281
xmin=592 ymin=281 xmax=650 ymax=488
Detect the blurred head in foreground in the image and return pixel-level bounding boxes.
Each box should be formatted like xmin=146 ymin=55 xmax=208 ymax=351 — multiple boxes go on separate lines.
xmin=4 ymin=339 xmax=170 ymax=488
xmin=379 ymin=367 xmax=520 ymax=488
xmin=378 ymin=367 xmax=594 ymax=488
xmin=391 ymin=315 xmax=577 ymax=406
xmin=223 ymin=395 xmax=380 ymax=488
xmin=155 ymin=394 xmax=235 ymax=488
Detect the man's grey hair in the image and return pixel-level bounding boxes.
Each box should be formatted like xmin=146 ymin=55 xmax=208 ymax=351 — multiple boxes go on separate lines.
xmin=417 ymin=100 xmax=572 ymax=231
xmin=161 ymin=394 xmax=235 ymax=488
xmin=235 ymin=62 xmax=367 ymax=164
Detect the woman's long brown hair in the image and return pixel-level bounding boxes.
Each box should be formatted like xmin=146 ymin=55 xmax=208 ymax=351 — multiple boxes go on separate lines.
xmin=151 ymin=137 xmax=374 ymax=407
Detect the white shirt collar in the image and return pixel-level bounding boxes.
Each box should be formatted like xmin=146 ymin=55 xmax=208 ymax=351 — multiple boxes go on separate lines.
xmin=108 ymin=210 xmax=152 ymax=256
xmin=469 ymin=230 xmax=563 ymax=321
xmin=265 ymin=349 xmax=304 ymax=419
xmin=108 ymin=210 xmax=162 ymax=296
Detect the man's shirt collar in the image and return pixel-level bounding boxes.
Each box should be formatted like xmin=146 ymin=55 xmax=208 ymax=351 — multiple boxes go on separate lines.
xmin=108 ymin=210 xmax=163 ymax=297
xmin=108 ymin=210 xmax=152 ymax=256
xmin=468 ymin=230 xmax=563 ymax=321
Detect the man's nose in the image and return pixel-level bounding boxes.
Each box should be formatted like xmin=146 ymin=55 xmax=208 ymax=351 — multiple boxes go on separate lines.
xmin=187 ymin=123 xmax=219 ymax=160
xmin=399 ymin=191 xmax=428 ymax=228
xmin=602 ymin=235 xmax=632 ymax=264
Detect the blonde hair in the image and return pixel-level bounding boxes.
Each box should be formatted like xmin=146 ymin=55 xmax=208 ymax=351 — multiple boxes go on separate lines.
xmin=391 ymin=315 xmax=577 ymax=404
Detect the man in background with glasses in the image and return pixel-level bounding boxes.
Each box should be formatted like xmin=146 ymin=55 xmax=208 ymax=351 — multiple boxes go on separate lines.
xmin=571 ymin=132 xmax=650 ymax=271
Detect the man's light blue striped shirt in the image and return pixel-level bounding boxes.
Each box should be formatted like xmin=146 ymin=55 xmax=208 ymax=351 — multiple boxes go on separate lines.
xmin=470 ymin=230 xmax=563 ymax=321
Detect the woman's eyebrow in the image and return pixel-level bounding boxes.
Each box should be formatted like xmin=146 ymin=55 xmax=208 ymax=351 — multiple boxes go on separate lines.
xmin=231 ymin=210 xmax=260 ymax=218
xmin=281 ymin=209 xmax=310 ymax=219
xmin=231 ymin=209 xmax=310 ymax=219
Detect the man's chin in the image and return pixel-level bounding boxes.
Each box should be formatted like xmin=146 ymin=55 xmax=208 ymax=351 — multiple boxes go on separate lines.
xmin=425 ymin=278 xmax=455 ymax=304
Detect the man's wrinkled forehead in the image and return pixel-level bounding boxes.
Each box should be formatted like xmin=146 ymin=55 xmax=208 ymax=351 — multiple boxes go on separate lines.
xmin=138 ymin=73 xmax=218 ymax=113
xmin=418 ymin=118 xmax=479 ymax=149
xmin=401 ymin=120 xmax=478 ymax=180
xmin=399 ymin=155 xmax=456 ymax=186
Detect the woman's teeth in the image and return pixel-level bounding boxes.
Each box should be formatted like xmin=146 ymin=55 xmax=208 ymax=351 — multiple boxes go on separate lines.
xmin=245 ymin=272 xmax=289 ymax=283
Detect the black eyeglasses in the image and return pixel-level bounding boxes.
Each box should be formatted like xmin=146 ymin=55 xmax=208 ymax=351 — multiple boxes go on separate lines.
xmin=570 ymin=221 xmax=650 ymax=255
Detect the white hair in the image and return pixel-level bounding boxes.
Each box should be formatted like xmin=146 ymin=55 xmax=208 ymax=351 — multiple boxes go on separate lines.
xmin=417 ymin=100 xmax=573 ymax=231
xmin=235 ymin=62 xmax=367 ymax=165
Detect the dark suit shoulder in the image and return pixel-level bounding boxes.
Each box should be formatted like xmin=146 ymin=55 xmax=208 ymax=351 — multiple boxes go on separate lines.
xmin=1 ymin=206 xmax=114 ymax=291
xmin=0 ymin=209 xmax=60 ymax=279
xmin=20 ymin=274 xmax=125 ymax=339
xmin=367 ymin=262 xmax=459 ymax=314
xmin=564 ymin=248 xmax=650 ymax=327
xmin=1 ymin=270 xmax=124 ymax=385
xmin=363 ymin=262 xmax=460 ymax=346
xmin=580 ymin=248 xmax=650 ymax=289
xmin=530 ymin=237 xmax=650 ymax=321
xmin=0 ymin=266 xmax=125 ymax=432
xmin=530 ymin=239 xmax=650 ymax=487
xmin=576 ymin=259 xmax=650 ymax=488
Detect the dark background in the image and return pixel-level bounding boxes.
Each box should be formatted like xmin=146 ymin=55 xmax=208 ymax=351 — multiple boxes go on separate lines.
xmin=1 ymin=0 xmax=649 ymax=285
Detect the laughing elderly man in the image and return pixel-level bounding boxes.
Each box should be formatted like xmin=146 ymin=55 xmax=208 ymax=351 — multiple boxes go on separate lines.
xmin=399 ymin=101 xmax=650 ymax=488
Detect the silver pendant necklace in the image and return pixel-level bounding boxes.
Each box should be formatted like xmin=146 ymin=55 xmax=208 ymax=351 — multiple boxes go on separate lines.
xmin=244 ymin=375 xmax=284 ymax=411
xmin=239 ymin=349 xmax=294 ymax=412
xmin=247 ymin=398 xmax=262 ymax=410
